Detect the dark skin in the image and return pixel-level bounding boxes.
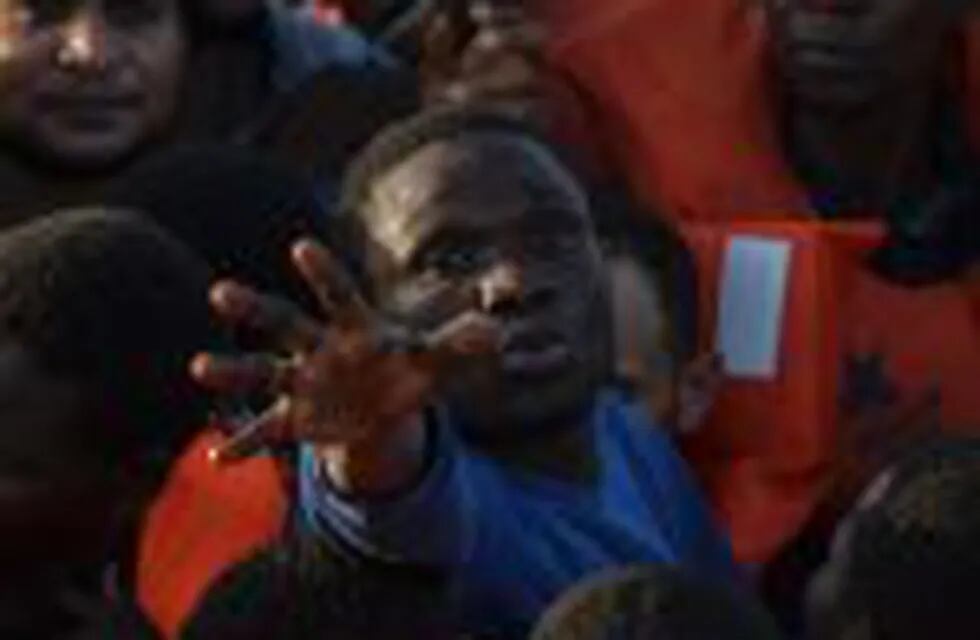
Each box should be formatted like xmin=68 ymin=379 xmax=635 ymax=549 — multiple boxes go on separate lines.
xmin=192 ymin=133 xmax=610 ymax=491
xmin=0 ymin=344 xmax=145 ymax=637
xmin=765 ymin=0 xmax=962 ymax=216
xmin=447 ymin=0 xmax=965 ymax=218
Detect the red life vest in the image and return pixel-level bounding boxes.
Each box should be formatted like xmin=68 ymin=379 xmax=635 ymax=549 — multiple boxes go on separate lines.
xmin=137 ymin=430 xmax=288 ymax=639
xmin=539 ymin=0 xmax=980 ymax=564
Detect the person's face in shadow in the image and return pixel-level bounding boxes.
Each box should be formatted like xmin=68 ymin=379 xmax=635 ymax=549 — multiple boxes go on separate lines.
xmin=607 ymin=254 xmax=720 ymax=434
xmin=360 ymin=132 xmax=607 ymax=441
xmin=0 ymin=0 xmax=186 ymax=172
xmin=0 ymin=344 xmax=119 ymax=587
xmin=765 ymin=0 xmax=954 ymax=111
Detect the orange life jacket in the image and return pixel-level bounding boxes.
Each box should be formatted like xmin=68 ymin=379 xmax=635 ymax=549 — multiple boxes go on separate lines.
xmin=539 ymin=0 xmax=980 ymax=564
xmin=137 ymin=430 xmax=288 ymax=639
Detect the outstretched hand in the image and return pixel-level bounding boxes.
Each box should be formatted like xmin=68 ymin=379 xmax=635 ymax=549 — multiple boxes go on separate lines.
xmin=190 ymin=239 xmax=499 ymax=465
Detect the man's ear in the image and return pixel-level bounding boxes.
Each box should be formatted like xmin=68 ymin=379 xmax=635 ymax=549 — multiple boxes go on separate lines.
xmin=675 ymin=352 xmax=723 ymax=435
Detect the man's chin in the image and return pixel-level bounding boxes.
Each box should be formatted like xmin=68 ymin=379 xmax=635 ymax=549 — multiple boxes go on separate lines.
xmin=786 ymin=78 xmax=880 ymax=114
xmin=451 ymin=370 xmax=600 ymax=444
xmin=33 ymin=129 xmax=144 ymax=174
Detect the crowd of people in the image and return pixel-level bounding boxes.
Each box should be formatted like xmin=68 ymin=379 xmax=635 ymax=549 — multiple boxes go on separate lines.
xmin=0 ymin=0 xmax=977 ymax=638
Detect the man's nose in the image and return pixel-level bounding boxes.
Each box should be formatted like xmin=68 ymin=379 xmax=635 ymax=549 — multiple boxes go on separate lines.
xmin=477 ymin=261 xmax=524 ymax=315
xmin=56 ymin=9 xmax=112 ymax=74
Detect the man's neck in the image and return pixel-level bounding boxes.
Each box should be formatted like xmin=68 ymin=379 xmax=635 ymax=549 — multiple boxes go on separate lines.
xmin=788 ymin=86 xmax=941 ymax=214
xmin=470 ymin=412 xmax=600 ymax=485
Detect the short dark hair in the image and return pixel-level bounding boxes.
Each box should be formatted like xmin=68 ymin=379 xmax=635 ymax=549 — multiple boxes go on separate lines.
xmin=335 ymin=105 xmax=589 ymax=284
xmin=0 ymin=207 xmax=218 ymax=478
xmin=106 ymin=145 xmax=330 ymax=311
xmin=180 ymin=532 xmax=457 ymax=640
xmin=339 ymin=104 xmax=579 ymax=217
xmin=830 ymin=439 xmax=980 ymax=639
xmin=532 ymin=565 xmax=781 ymax=640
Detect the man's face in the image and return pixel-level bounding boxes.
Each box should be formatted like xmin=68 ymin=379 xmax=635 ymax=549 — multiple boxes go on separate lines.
xmin=0 ymin=344 xmax=116 ymax=583
xmin=362 ymin=133 xmax=607 ymax=440
xmin=0 ymin=0 xmax=185 ymax=172
xmin=766 ymin=0 xmax=952 ymax=110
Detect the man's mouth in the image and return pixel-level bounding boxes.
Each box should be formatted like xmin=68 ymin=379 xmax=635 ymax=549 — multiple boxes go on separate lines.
xmin=793 ymin=46 xmax=866 ymax=72
xmin=36 ymin=92 xmax=142 ymax=120
xmin=499 ymin=330 xmax=572 ymax=378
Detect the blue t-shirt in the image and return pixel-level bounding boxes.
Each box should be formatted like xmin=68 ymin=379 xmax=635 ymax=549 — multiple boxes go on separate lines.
xmin=299 ymin=391 xmax=736 ymax=635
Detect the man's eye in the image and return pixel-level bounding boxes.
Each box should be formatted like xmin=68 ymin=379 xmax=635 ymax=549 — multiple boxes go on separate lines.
xmin=427 ymin=247 xmax=482 ymax=275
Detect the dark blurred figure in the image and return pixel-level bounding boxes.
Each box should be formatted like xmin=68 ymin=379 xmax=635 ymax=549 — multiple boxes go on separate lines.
xmin=532 ymin=565 xmax=782 ymax=640
xmin=598 ymin=197 xmax=721 ymax=439
xmin=805 ymin=438 xmax=980 ymax=640
xmin=179 ymin=531 xmax=459 ymax=640
xmin=0 ymin=208 xmax=220 ymax=638
xmin=178 ymin=0 xmax=419 ymax=190
xmin=176 ymin=0 xmax=398 ymax=142
xmin=106 ymin=144 xmax=330 ymax=309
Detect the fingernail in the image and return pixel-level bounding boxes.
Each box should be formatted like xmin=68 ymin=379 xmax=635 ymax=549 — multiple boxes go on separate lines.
xmin=211 ymin=281 xmax=245 ymax=311
xmin=292 ymin=238 xmax=320 ymax=262
xmin=189 ymin=353 xmax=211 ymax=380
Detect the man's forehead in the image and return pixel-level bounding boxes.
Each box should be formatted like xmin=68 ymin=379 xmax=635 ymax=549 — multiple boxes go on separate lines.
xmin=367 ymin=133 xmax=587 ymax=217
xmin=363 ymin=133 xmax=588 ymax=258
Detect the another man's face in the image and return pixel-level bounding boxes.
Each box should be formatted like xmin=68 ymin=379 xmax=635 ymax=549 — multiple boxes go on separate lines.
xmin=0 ymin=345 xmax=116 ymax=582
xmin=0 ymin=0 xmax=185 ymax=171
xmin=362 ymin=133 xmax=607 ymax=440
xmin=766 ymin=0 xmax=951 ymax=110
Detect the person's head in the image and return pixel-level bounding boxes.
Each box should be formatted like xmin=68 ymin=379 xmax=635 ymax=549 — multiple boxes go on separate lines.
xmin=595 ymin=194 xmax=716 ymax=434
xmin=180 ymin=533 xmax=458 ymax=640
xmin=805 ymin=438 xmax=980 ymax=640
xmin=0 ymin=208 xmax=218 ymax=591
xmin=764 ymin=0 xmax=973 ymax=111
xmin=337 ymin=106 xmax=607 ymax=443
xmin=532 ymin=564 xmax=782 ymax=640
xmin=0 ymin=0 xmax=187 ymax=173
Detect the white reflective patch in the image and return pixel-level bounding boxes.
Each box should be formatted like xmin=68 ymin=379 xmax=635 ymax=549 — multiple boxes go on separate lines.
xmin=715 ymin=235 xmax=793 ymax=379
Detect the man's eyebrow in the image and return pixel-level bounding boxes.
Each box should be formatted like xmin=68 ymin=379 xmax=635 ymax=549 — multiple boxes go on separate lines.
xmin=404 ymin=220 xmax=482 ymax=265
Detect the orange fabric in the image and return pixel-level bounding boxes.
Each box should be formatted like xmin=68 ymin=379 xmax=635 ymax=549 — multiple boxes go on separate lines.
xmin=137 ymin=430 xmax=288 ymax=639
xmin=680 ymin=220 xmax=980 ymax=562
xmin=539 ymin=0 xmax=810 ymax=222
xmin=538 ymin=0 xmax=980 ymax=563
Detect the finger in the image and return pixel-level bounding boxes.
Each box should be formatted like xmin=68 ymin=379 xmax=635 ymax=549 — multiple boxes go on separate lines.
xmin=423 ymin=310 xmax=502 ymax=361
xmin=189 ymin=352 xmax=297 ymax=395
xmin=208 ymin=397 xmax=292 ymax=464
xmin=471 ymin=23 xmax=545 ymax=54
xmin=469 ymin=1 xmax=530 ymax=26
xmin=210 ymin=281 xmax=322 ymax=352
xmin=291 ymin=239 xmax=372 ymax=326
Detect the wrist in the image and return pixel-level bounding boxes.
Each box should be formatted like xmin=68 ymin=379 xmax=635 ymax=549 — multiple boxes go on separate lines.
xmin=315 ymin=412 xmax=429 ymax=497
